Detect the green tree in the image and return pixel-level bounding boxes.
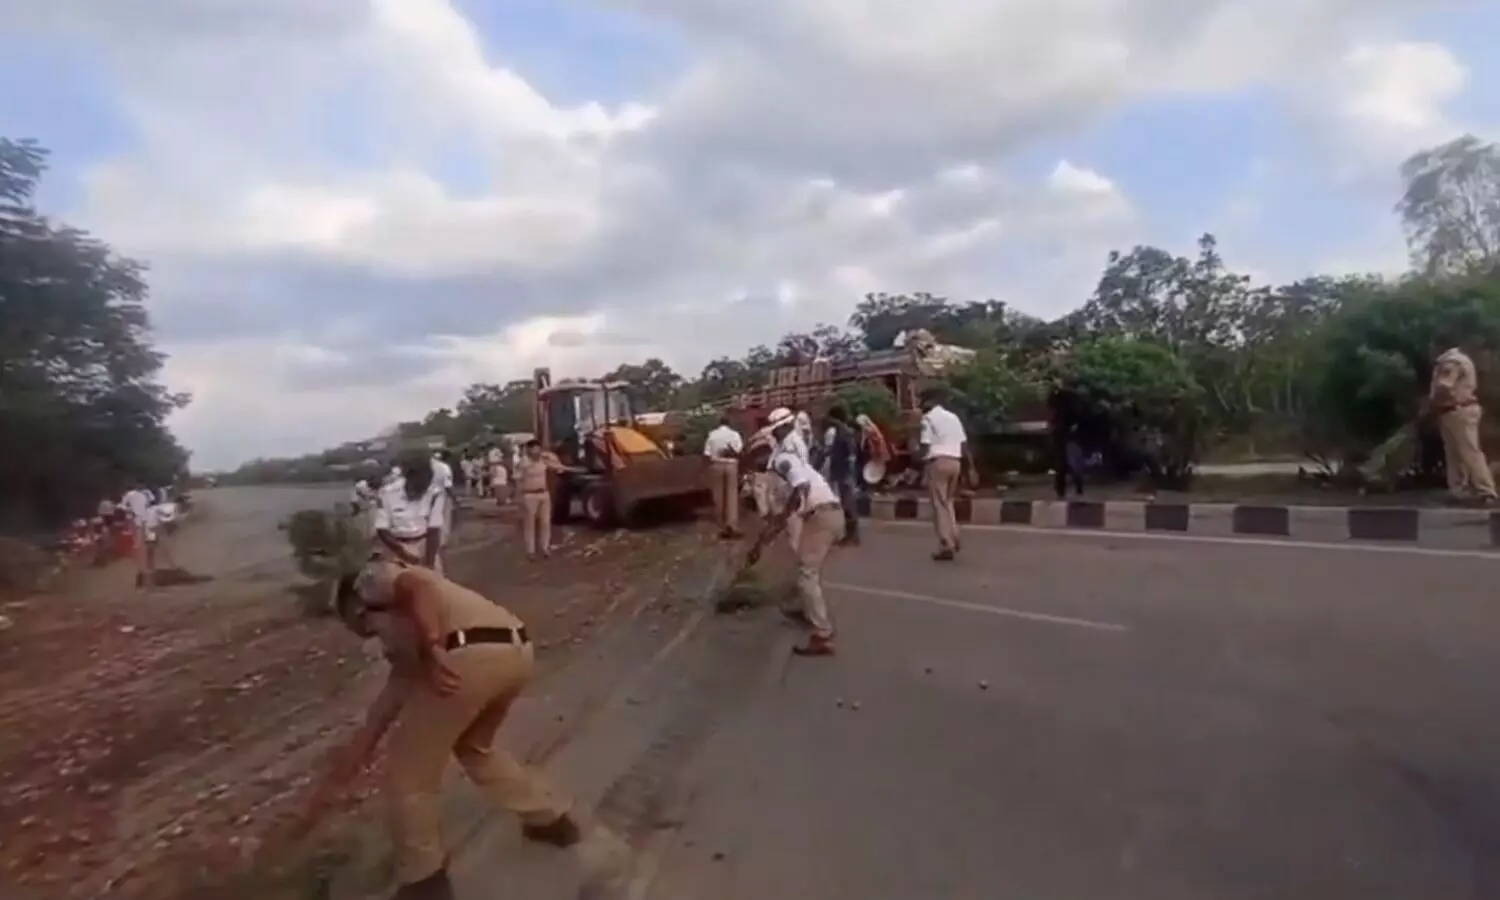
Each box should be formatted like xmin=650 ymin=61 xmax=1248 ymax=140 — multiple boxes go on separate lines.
xmin=1397 ymin=135 xmax=1500 ymax=277
xmin=0 ymin=138 xmax=188 ymax=526
xmin=1309 ymin=273 xmax=1500 ymax=456
xmin=601 ymin=358 xmax=683 ymax=411
xmin=944 ymin=351 xmax=1036 ymax=434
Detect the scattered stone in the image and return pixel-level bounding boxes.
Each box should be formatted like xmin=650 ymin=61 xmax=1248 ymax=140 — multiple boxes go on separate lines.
xmin=979 ymin=680 xmax=989 ymax=690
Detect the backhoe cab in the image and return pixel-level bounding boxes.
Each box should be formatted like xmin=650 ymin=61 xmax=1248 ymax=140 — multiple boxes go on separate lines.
xmin=532 ymin=368 xmax=709 ymax=526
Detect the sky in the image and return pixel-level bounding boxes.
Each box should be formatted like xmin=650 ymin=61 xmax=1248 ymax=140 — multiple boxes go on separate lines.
xmin=0 ymin=0 xmax=1495 ymax=470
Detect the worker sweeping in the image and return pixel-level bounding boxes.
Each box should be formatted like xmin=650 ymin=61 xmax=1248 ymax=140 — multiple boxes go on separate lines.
xmin=1427 ymin=346 xmax=1497 ymax=505
xmin=292 ymin=557 xmax=593 ymax=899
xmin=763 ymin=407 xmax=811 ymax=548
xmin=748 ymin=452 xmax=845 ymax=656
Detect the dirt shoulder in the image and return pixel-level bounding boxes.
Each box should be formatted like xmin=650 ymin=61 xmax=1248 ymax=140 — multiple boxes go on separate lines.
xmin=0 ymin=501 xmax=731 ymax=899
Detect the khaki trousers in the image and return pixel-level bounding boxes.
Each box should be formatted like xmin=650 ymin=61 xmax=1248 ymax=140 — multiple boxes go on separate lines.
xmin=387 ymin=641 xmax=569 ymax=884
xmin=752 ymin=472 xmax=773 ymax=518
xmin=1439 ymin=404 xmax=1497 ymax=499
xmin=926 ymin=456 xmax=962 ymax=550
xmin=708 ymin=459 xmax=740 ymax=531
xmin=521 ymin=491 xmax=552 ymax=556
xmin=795 ymin=506 xmax=845 ymax=639
xmin=132 ymin=525 xmax=155 ymax=578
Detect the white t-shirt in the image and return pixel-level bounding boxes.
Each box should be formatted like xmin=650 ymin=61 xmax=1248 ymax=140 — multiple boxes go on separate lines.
xmin=120 ymin=489 xmax=153 ymax=526
xmin=703 ymin=425 xmax=744 ymax=459
xmin=771 ymin=454 xmax=839 ymax=509
xmin=374 ymin=479 xmax=447 ymax=539
xmin=920 ymin=405 xmax=967 ymax=460
xmin=431 ymin=457 xmax=454 ymax=491
xmin=767 ymin=429 xmax=810 ymax=471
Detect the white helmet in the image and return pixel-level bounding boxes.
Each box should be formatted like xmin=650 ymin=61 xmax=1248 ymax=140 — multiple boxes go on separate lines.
xmin=766 ymin=407 xmax=795 ymax=427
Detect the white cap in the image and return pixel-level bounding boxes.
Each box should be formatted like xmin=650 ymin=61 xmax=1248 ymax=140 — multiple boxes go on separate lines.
xmin=766 ymin=407 xmax=794 ymax=426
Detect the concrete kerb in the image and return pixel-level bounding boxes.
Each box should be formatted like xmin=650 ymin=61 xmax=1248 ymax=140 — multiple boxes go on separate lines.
xmin=860 ymin=494 xmax=1499 ymax=550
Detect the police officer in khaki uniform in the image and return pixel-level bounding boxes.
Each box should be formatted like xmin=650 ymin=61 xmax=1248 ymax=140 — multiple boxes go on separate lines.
xmin=1428 ymin=346 xmax=1498 ymax=504
xmin=702 ymin=415 xmax=744 ymax=538
xmin=296 ymin=557 xmax=583 ymax=899
xmin=514 ymin=439 xmax=575 ymax=560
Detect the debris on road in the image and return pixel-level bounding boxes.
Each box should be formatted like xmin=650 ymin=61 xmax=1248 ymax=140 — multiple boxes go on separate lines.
xmin=0 ymin=513 xmax=725 ymax=899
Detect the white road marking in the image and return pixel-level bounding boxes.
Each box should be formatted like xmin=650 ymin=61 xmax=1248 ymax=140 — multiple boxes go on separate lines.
xmin=827 ymin=582 xmax=1130 ymax=632
xmin=870 ymin=519 xmax=1500 ymax=560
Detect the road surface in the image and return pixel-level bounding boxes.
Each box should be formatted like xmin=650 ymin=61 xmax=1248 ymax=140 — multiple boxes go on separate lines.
xmin=168 ymin=484 xmax=346 ymax=579
xmin=471 ymin=521 xmax=1500 ymax=900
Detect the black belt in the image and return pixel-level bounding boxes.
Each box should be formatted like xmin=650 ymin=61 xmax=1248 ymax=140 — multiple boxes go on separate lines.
xmin=445 ymin=626 xmax=529 ymax=651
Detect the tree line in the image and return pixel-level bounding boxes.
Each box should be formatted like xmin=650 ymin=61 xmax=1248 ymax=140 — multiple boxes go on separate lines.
xmin=0 ymin=139 xmax=188 ymax=532
xmin=225 ymin=134 xmax=1500 ymax=487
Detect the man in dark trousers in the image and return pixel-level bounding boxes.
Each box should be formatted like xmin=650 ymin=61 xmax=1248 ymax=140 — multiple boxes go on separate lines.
xmin=1046 ymin=382 xmax=1088 ymax=500
xmin=820 ymin=405 xmax=861 ymax=545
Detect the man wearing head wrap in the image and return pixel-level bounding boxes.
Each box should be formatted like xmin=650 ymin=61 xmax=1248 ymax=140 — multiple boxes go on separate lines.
xmin=750 ymin=453 xmax=846 ymax=656
xmin=294 ymin=556 xmax=586 ymax=899
xmin=1427 ymin=346 xmax=1497 ymax=504
xmin=763 ymin=407 xmax=809 ymax=549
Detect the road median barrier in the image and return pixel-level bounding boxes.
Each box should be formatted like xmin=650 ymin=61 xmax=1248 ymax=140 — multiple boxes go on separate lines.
xmin=864 ymin=494 xmax=1499 ymax=549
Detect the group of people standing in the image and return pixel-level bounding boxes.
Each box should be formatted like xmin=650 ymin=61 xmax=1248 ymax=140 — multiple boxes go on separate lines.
xmin=704 ymin=387 xmax=972 ymax=657
xmin=353 ymin=441 xmax=574 ymax=576
xmin=89 ymin=482 xmax=180 ymax=588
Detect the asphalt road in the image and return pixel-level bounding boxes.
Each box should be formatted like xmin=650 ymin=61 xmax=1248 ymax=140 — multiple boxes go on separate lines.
xmin=624 ymin=523 xmax=1500 ymax=900
xmin=169 ymin=484 xmax=346 ymax=578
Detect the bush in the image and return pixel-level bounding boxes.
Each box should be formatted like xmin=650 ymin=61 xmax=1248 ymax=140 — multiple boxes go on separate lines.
xmin=944 ymin=350 xmax=1037 ymax=434
xmin=832 ymin=383 xmax=902 ymax=432
xmin=284 ymin=506 xmax=368 ymax=614
xmin=1308 ymin=274 xmax=1500 ymax=477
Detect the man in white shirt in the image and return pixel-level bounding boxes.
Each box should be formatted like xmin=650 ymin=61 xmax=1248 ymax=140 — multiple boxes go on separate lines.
xmin=375 ymin=457 xmax=449 ymax=575
xmin=702 ymin=415 xmax=745 ymax=538
xmin=919 ymin=387 xmax=970 ymax=561
xmin=120 ymin=483 xmax=156 ymax=588
xmin=750 ymin=453 xmax=845 ymax=657
xmin=430 ymin=451 xmax=456 ymax=545
xmin=763 ymin=407 xmax=810 ymax=548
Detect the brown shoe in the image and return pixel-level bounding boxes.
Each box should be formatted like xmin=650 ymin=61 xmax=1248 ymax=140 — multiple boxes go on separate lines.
xmin=392 ymin=868 xmax=455 ymax=900
xmin=522 ymin=813 xmax=582 ymax=848
xmin=792 ymin=635 xmax=835 ymax=657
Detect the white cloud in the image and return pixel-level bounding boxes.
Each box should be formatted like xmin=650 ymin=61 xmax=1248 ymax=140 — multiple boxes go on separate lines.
xmin=1296 ymin=40 xmax=1473 ymax=184
xmin=0 ymin=0 xmax=1485 ymax=467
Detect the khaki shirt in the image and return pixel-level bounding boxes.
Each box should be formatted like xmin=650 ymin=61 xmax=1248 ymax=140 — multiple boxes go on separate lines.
xmin=516 ymin=452 xmax=562 ymax=493
xmin=1430 ymin=349 xmax=1480 ymax=409
xmin=358 ymin=561 xmax=523 ymax=669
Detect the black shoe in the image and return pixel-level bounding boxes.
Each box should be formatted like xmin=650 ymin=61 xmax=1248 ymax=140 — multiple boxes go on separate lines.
xmin=932 ymin=548 xmax=955 ymax=562
xmin=522 ymin=813 xmax=582 ymax=848
xmin=392 ymin=868 xmax=455 ymax=900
